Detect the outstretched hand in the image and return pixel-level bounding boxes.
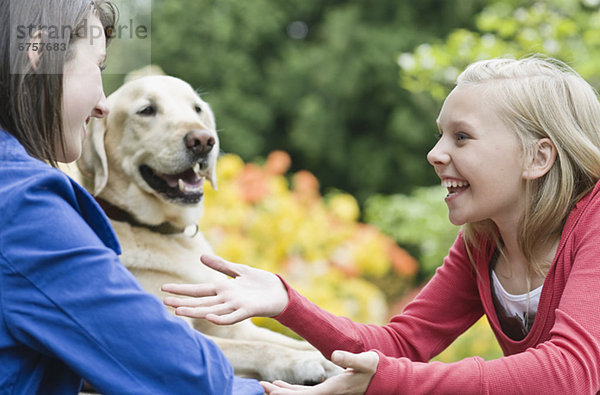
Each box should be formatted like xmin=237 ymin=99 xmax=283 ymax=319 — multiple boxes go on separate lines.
xmin=162 ymin=254 xmax=289 ymax=325
xmin=260 ymin=350 xmax=379 ymax=395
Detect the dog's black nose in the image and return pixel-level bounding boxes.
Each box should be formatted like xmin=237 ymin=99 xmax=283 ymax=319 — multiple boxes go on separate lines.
xmin=184 ymin=130 xmax=215 ymax=155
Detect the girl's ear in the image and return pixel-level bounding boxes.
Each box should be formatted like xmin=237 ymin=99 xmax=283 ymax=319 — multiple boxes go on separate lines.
xmin=522 ymin=138 xmax=557 ymax=180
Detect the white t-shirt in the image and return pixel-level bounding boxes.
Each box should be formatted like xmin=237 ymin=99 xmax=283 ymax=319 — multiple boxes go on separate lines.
xmin=491 ymin=269 xmax=543 ymax=326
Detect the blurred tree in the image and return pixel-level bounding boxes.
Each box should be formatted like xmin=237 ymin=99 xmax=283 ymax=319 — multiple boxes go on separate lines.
xmin=139 ymin=0 xmax=487 ymax=202
xmin=399 ymin=0 xmax=600 ymax=100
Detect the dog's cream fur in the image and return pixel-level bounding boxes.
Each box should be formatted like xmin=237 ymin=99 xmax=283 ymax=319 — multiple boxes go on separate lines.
xmin=76 ymin=75 xmax=340 ymax=383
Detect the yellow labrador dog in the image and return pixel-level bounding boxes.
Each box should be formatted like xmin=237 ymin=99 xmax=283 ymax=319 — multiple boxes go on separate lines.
xmin=76 ymin=75 xmax=339 ymax=383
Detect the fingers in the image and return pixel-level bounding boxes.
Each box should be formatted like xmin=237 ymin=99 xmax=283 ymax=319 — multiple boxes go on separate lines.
xmin=260 ymin=355 xmax=377 ymax=395
xmin=260 ymin=381 xmax=282 ymax=394
xmin=173 ymin=308 xmax=247 ymax=324
xmin=163 ymin=295 xmax=220 ymax=308
xmin=200 ymin=254 xmax=242 ymax=278
xmin=270 ymin=381 xmax=308 ymax=390
xmin=330 ymin=350 xmax=379 ymax=373
xmin=260 ymin=380 xmax=309 ymax=394
xmin=205 ymin=309 xmax=250 ymax=325
xmin=167 ymin=299 xmax=250 ymax=324
xmin=161 ymin=283 xmax=216 ymax=297
xmin=173 ymin=302 xmax=233 ymax=319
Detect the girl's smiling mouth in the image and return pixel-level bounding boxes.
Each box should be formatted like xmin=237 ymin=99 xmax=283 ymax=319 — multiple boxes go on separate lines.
xmin=442 ymin=178 xmax=470 ymax=199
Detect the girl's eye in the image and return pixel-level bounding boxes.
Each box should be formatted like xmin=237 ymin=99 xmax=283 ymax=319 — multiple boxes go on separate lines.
xmin=99 ymin=63 xmax=107 ymax=72
xmin=455 ymin=132 xmax=469 ymax=141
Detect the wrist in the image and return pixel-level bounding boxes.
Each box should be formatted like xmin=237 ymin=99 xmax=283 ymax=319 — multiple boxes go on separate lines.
xmin=271 ymin=274 xmax=292 ymax=317
xmin=271 ymin=274 xmax=290 ymax=316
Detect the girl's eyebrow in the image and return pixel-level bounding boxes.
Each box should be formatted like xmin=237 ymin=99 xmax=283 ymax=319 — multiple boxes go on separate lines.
xmin=439 ymin=119 xmax=475 ymax=131
xmin=451 ymin=120 xmax=473 ymax=130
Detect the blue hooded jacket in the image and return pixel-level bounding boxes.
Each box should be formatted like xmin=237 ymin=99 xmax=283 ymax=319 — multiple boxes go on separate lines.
xmin=0 ymin=131 xmax=263 ymax=394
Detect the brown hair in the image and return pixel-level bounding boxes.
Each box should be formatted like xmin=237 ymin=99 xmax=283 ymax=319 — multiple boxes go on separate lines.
xmin=0 ymin=0 xmax=116 ymax=166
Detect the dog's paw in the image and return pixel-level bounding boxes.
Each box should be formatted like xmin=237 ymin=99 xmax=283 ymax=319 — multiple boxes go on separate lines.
xmin=323 ymin=356 xmax=345 ymax=378
xmin=263 ymin=349 xmax=343 ymax=385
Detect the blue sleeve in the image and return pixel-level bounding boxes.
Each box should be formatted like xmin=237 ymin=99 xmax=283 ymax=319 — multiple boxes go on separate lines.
xmin=0 ymin=171 xmax=264 ymax=394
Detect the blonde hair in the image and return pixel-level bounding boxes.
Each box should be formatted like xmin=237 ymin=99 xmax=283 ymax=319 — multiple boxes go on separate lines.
xmin=458 ymin=55 xmax=600 ymax=276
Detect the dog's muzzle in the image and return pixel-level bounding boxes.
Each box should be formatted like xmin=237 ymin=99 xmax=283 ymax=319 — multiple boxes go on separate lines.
xmin=139 ymin=129 xmax=216 ymax=205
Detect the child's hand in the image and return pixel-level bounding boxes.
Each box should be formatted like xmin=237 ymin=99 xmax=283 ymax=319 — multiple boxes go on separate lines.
xmin=161 ymin=254 xmax=289 ymax=325
xmin=260 ymin=350 xmax=379 ymax=395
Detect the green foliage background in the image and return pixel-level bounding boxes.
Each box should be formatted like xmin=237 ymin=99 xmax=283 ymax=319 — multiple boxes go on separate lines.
xmin=365 ymin=187 xmax=460 ymax=280
xmin=105 ymin=0 xmax=488 ymax=202
xmin=103 ymin=0 xmax=600 ymax=204
xmin=400 ymin=0 xmax=600 ymax=100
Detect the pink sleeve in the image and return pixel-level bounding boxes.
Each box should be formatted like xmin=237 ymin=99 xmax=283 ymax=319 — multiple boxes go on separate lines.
xmin=367 ymin=350 xmax=487 ymax=394
xmin=277 ymin=218 xmax=600 ymax=393
xmin=367 ymin=310 xmax=599 ymax=394
xmin=274 ymin=234 xmax=485 ymax=362
xmin=369 ymin=203 xmax=600 ymax=393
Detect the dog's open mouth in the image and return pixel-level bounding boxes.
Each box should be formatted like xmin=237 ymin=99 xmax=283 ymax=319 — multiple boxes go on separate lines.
xmin=139 ymin=163 xmax=205 ymax=204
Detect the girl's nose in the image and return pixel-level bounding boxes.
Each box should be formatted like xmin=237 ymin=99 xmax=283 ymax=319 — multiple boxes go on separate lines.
xmin=427 ymin=139 xmax=450 ymax=167
xmin=92 ymin=91 xmax=110 ymax=119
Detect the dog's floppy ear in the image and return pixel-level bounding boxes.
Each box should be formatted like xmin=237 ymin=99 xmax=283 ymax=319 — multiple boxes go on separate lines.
xmin=207 ymin=163 xmax=218 ymax=191
xmin=203 ymin=100 xmax=218 ymax=191
xmin=77 ymin=116 xmax=109 ymax=195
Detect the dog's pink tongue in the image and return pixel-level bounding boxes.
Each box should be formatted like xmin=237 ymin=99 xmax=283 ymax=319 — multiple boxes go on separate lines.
xmin=161 ymin=169 xmax=202 ymax=188
xmin=160 ymin=174 xmax=179 ymax=188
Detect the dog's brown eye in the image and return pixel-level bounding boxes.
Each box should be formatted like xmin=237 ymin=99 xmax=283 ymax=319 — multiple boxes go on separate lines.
xmin=194 ymin=104 xmax=202 ymax=114
xmin=137 ymin=105 xmax=156 ymax=116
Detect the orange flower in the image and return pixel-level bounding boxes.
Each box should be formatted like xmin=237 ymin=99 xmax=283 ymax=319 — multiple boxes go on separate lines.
xmin=292 ymin=170 xmax=320 ymax=203
xmin=334 ymin=262 xmax=360 ymax=277
xmin=265 ymin=150 xmax=292 ymax=176
xmin=235 ymin=164 xmax=268 ymax=203
xmin=386 ymin=237 xmax=418 ymax=277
